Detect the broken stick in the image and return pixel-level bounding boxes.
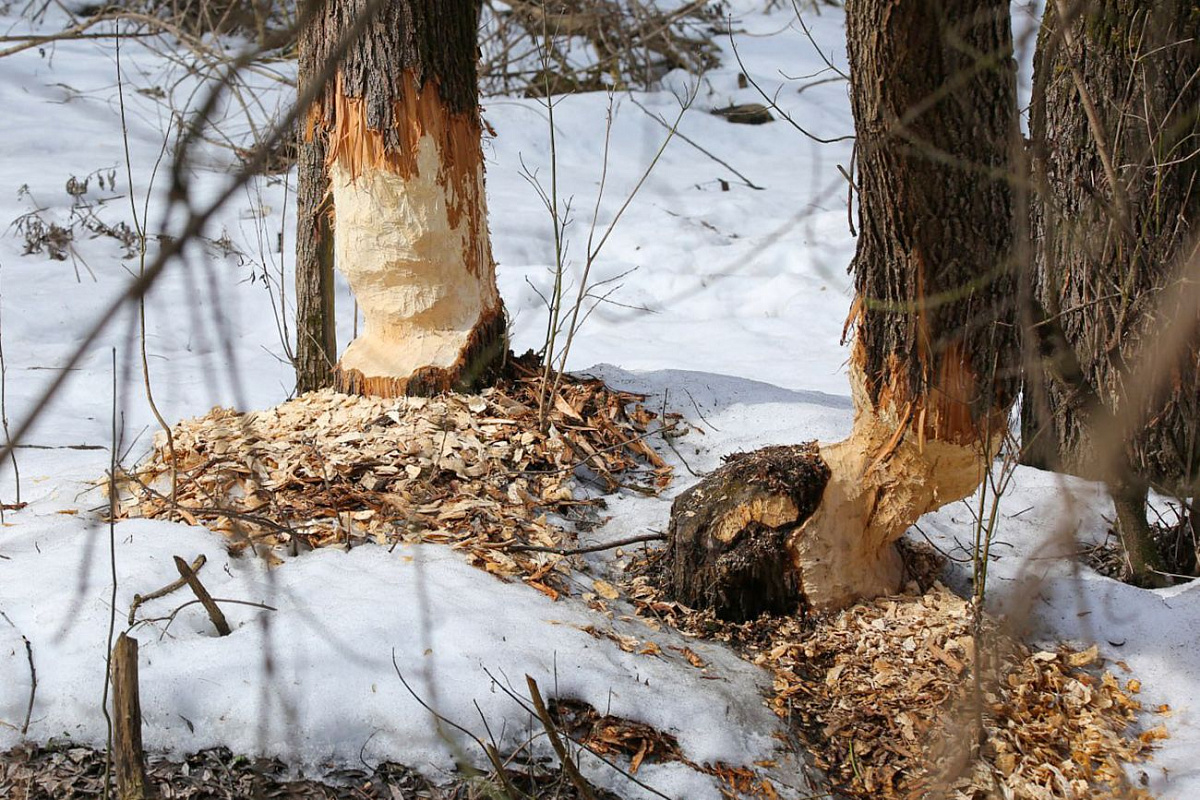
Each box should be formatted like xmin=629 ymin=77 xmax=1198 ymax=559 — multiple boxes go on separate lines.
xmin=128 ymin=554 xmax=206 ymax=625
xmin=111 ymin=633 xmax=149 ymax=800
xmin=173 ymin=555 xmax=230 ymax=636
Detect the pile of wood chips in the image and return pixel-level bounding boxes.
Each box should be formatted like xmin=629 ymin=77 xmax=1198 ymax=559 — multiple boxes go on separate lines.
xmin=118 ymin=375 xmax=674 ymax=596
xmin=627 ymin=578 xmax=1167 ymax=800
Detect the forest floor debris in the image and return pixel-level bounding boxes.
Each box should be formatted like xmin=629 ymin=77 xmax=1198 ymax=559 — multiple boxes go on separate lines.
xmin=548 ymin=697 xmax=783 ymax=798
xmin=1082 ymin=517 xmax=1199 ymax=585
xmin=116 ymin=369 xmax=675 ymax=599
xmin=0 ymin=742 xmax=619 ymax=799
xmin=627 ymin=572 xmax=1168 ymax=799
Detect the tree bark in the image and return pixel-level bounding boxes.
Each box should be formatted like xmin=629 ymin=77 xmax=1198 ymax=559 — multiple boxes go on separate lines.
xmin=666 ymin=0 xmax=1018 ymax=616
xmin=294 ymin=20 xmax=336 ymax=395
xmin=303 ymin=0 xmax=506 ymax=398
xmin=1023 ymin=0 xmax=1200 ymax=583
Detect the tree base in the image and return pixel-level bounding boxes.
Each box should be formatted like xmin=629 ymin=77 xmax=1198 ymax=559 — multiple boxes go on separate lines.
xmin=333 ymin=306 xmax=507 ymax=398
xmin=663 ymin=444 xmax=830 ymax=622
xmin=663 ymin=403 xmax=991 ymax=618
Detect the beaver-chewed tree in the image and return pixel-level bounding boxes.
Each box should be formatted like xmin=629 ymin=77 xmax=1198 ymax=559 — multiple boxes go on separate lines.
xmin=1021 ymin=1 xmax=1200 ymax=585
xmin=299 ymin=0 xmax=506 ymax=398
xmin=664 ymin=0 xmax=1019 ymax=619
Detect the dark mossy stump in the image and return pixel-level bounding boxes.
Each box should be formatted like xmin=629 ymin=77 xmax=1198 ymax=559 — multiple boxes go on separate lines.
xmin=663 ymin=444 xmax=830 ymax=622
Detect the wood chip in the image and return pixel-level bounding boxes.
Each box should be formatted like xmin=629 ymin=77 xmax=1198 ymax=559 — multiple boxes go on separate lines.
xmin=116 ymin=369 xmax=676 ymax=599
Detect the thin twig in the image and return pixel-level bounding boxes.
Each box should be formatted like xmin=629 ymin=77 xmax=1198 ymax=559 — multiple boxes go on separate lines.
xmin=127 ymin=554 xmax=207 ymax=626
xmin=546 ymin=86 xmax=693 ymax=410
xmin=525 ymin=675 xmax=598 ymax=800
xmin=392 ymin=652 xmax=524 ymax=800
xmin=506 ymin=532 xmax=665 ymax=555
xmin=0 ymin=609 xmax=36 ymax=735
xmin=117 ymin=30 xmax=179 ymax=512
xmin=0 ymin=264 xmax=18 ymax=511
xmin=790 ymin=0 xmax=849 ymax=80
xmin=536 ymin=2 xmax=568 ymax=428
xmin=141 ymin=597 xmax=276 ymax=639
xmin=729 ymin=23 xmax=853 ymax=145
xmin=101 ymin=349 xmax=119 ymax=800
xmin=628 ymin=94 xmax=764 ymax=190
xmin=483 ymin=668 xmax=674 ymax=800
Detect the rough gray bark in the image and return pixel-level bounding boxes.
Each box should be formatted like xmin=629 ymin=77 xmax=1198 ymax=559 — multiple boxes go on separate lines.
xmin=302 ymin=0 xmax=481 ymax=143
xmin=665 ymin=0 xmax=1019 ymax=618
xmin=847 ymin=0 xmax=1019 ymax=439
xmin=294 ymin=22 xmax=336 ymax=395
xmin=1023 ymin=0 xmax=1200 ymax=583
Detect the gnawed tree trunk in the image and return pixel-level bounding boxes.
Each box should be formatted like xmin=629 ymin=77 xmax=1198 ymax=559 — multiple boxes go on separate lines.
xmin=665 ymin=0 xmax=1019 ymax=617
xmin=303 ymin=0 xmax=506 ymax=398
xmin=1022 ymin=1 xmax=1200 ymax=584
xmin=294 ymin=21 xmax=336 ymax=394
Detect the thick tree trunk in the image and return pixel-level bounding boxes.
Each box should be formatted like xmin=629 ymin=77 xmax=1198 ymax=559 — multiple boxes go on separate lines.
xmin=294 ymin=23 xmax=336 ymax=395
xmin=666 ymin=0 xmax=1018 ymax=616
xmin=303 ymin=0 xmax=505 ymax=398
xmin=1023 ymin=1 xmax=1200 ymax=583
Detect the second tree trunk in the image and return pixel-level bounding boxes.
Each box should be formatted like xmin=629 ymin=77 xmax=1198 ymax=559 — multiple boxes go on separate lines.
xmin=666 ymin=0 xmax=1019 ymax=617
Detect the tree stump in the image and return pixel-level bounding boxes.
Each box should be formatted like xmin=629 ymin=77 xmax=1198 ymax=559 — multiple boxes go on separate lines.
xmin=663 ymin=444 xmax=830 ymax=622
xmin=111 ymin=633 xmax=149 ymax=800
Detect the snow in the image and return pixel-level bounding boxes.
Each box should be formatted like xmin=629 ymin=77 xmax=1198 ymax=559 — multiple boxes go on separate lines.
xmin=0 ymin=1 xmax=1197 ymax=798
xmin=0 ymin=514 xmax=808 ymax=799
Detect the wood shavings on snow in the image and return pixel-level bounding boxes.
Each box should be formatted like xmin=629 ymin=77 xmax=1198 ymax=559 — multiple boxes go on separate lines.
xmin=116 ymin=373 xmax=673 ymax=595
xmin=627 ymin=577 xmax=1165 ymax=800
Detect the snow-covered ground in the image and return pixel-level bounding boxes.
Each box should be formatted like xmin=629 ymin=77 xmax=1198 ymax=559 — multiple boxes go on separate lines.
xmin=0 ymin=2 xmax=1196 ymax=798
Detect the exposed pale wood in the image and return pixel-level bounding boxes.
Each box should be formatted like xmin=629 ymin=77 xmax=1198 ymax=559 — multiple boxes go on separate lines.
xmin=666 ymin=393 xmax=993 ymax=617
xmin=788 ymin=397 xmax=991 ymax=611
xmin=304 ymin=0 xmax=506 ymax=397
xmin=666 ymin=0 xmax=1017 ymax=616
